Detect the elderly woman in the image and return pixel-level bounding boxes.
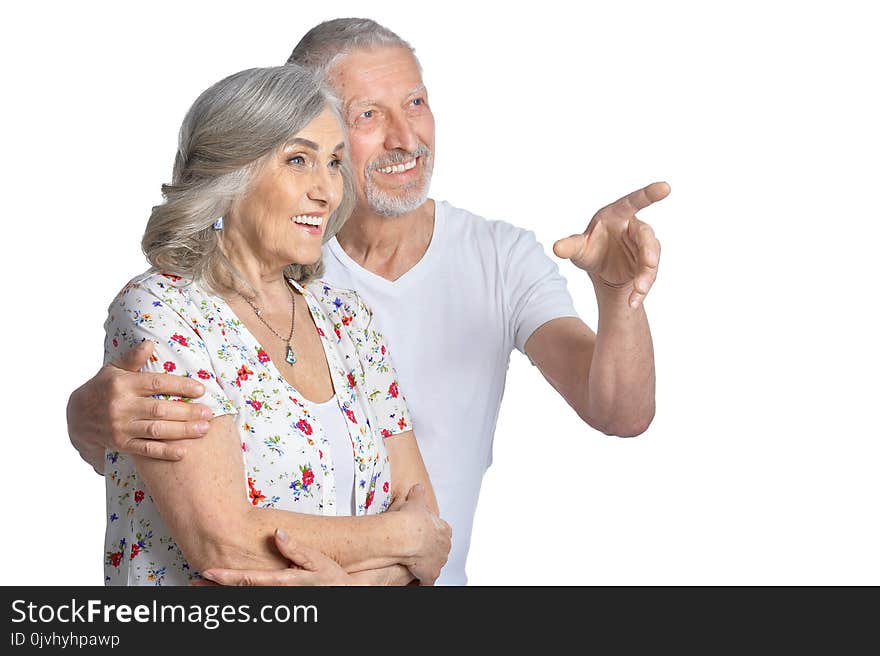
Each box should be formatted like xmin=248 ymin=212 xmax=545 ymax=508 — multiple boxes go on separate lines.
xmin=103 ymin=64 xmax=450 ymax=586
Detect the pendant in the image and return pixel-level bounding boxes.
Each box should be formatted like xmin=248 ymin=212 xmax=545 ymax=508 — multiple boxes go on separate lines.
xmin=285 ymin=344 xmax=297 ymax=365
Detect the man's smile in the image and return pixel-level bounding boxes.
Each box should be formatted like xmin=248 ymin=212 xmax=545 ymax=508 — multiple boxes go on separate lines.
xmin=376 ymin=158 xmax=418 ymax=174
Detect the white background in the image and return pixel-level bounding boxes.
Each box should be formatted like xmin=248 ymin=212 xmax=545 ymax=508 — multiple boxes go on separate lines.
xmin=1 ymin=0 xmax=877 ymax=585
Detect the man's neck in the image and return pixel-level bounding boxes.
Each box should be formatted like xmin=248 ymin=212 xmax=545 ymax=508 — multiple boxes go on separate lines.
xmin=335 ymin=199 xmax=436 ymax=282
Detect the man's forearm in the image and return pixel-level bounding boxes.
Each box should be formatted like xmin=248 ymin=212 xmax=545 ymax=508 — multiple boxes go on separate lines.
xmin=584 ymin=277 xmax=656 ymax=436
xmin=79 ymin=444 xmax=106 ymax=476
xmin=67 ymin=386 xmax=107 ymax=475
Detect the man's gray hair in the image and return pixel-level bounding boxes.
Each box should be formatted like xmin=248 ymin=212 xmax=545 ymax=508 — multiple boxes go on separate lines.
xmin=287 ymin=18 xmax=419 ymax=76
xmin=142 ymin=64 xmax=355 ymax=293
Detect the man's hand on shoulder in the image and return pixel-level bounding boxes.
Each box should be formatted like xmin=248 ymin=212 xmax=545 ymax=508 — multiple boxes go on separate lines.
xmin=67 ymin=341 xmax=213 ymax=475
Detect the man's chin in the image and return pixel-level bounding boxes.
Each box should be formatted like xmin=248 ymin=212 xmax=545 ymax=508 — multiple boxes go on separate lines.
xmin=365 ymin=181 xmax=431 ymax=217
xmin=370 ymin=197 xmax=428 ymax=217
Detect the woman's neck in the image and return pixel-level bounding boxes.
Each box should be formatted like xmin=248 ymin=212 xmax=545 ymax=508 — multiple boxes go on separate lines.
xmin=217 ymin=239 xmax=293 ymax=304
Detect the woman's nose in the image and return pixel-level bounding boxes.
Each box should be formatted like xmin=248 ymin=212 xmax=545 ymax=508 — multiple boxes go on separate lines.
xmin=307 ymin=167 xmax=331 ymax=204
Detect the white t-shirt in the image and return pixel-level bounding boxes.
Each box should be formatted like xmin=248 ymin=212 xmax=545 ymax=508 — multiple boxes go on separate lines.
xmin=322 ymin=200 xmax=579 ymax=585
xmin=310 ymin=395 xmax=355 ymax=516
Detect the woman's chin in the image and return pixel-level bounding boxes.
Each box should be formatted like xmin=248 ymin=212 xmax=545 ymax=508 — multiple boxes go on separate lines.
xmin=288 ymin=253 xmax=322 ymax=268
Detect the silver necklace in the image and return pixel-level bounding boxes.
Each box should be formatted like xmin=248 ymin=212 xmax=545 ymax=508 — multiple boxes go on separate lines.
xmin=237 ymin=282 xmax=297 ymax=365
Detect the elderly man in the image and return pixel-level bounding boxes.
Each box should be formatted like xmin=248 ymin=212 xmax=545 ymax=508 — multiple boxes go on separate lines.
xmin=68 ymin=18 xmax=668 ymax=585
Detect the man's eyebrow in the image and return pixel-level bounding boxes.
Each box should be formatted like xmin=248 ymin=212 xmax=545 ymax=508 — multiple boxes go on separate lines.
xmin=346 ymin=86 xmax=426 ymax=110
xmin=346 ymin=98 xmax=378 ymax=110
xmin=333 ymin=142 xmax=345 ymax=152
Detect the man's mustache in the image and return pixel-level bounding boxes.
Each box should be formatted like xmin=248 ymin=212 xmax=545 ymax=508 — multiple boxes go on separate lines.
xmin=367 ymin=145 xmax=432 ymax=171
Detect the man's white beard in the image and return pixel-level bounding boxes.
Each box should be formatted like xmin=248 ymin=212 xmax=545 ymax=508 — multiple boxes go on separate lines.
xmin=365 ymin=175 xmax=432 ymax=217
xmin=364 ymin=149 xmax=434 ymax=217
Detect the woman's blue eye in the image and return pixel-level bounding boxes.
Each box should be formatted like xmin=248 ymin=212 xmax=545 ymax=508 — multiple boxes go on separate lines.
xmin=289 ymin=155 xmax=305 ymax=165
xmin=361 ymin=110 xmax=374 ymax=119
xmin=412 ymin=98 xmax=423 ymax=106
xmin=329 ymin=158 xmax=341 ymax=169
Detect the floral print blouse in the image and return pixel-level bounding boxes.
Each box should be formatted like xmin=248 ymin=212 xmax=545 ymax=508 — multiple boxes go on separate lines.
xmin=102 ymin=269 xmax=412 ymax=586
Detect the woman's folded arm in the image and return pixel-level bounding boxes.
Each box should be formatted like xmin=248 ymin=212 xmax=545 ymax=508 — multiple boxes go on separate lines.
xmin=132 ymin=414 xmax=425 ymax=576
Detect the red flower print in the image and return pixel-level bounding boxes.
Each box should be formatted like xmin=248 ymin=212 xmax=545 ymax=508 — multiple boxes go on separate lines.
xmin=130 ymin=543 xmax=140 ymax=559
xmin=171 ymin=334 xmax=188 ymax=347
xmin=347 ymin=373 xmax=356 ymax=388
xmin=345 ymin=409 xmax=357 ymax=424
xmin=296 ymin=419 xmax=313 ymax=436
xmin=248 ymin=477 xmax=265 ymax=506
xmin=241 ymin=442 xmax=247 ymax=452
xmin=112 ymin=338 xmax=118 ymax=348
xmin=398 ymin=417 xmax=408 ymax=430
xmin=257 ymin=349 xmax=270 ymax=364
xmin=381 ymin=429 xmax=392 ymax=438
xmin=316 ymin=327 xmax=325 ymax=337
xmin=365 ymin=490 xmax=375 ymax=509
xmin=250 ymin=400 xmax=263 ymax=413
xmin=341 ymin=315 xmax=352 ymax=326
xmin=319 ymin=450 xmax=323 ymax=459
xmin=197 ymin=369 xmax=211 ymax=380
xmin=161 ymin=273 xmax=182 ymax=282
xmin=388 ymin=381 xmax=399 ymax=398
xmin=134 ymin=490 xmax=145 ymax=504
xmin=109 ymin=551 xmax=123 ymax=568
xmin=235 ymin=365 xmax=254 ymax=387
xmin=383 ymin=481 xmax=389 ymax=493
xmin=334 ymin=327 xmax=341 ymax=340
xmin=163 ymin=361 xmax=176 ymax=372
xmin=302 ymin=468 xmax=315 ymax=487
xmin=381 ymin=345 xmax=386 ymax=356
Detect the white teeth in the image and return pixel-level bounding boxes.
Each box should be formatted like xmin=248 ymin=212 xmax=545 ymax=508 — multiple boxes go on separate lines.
xmin=292 ymin=215 xmax=322 ymax=226
xmin=378 ymin=159 xmax=417 ymax=174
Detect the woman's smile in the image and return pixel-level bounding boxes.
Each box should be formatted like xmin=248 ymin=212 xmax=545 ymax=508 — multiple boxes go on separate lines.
xmin=291 ymin=212 xmax=326 ymax=236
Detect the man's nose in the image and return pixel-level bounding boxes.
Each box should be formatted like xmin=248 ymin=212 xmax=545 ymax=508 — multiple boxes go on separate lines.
xmin=383 ymin=112 xmax=419 ymax=153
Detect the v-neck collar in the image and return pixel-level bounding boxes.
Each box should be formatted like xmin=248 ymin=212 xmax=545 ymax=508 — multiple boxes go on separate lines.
xmin=326 ymin=200 xmax=445 ymax=294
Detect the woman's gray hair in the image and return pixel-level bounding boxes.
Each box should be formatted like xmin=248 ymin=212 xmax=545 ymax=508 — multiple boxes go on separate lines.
xmin=287 ymin=18 xmax=419 ymax=77
xmin=142 ymin=64 xmax=355 ymax=293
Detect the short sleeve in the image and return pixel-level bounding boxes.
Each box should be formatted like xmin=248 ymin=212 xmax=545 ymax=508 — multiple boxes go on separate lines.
xmin=499 ymin=224 xmax=580 ymax=354
xmin=103 ymin=278 xmax=236 ymax=417
xmin=347 ymin=292 xmax=413 ymax=440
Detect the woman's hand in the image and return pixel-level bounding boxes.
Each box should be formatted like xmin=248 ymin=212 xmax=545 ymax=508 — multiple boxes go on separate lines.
xmin=200 ymin=529 xmax=354 ymax=586
xmin=393 ymin=484 xmax=452 ymax=586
